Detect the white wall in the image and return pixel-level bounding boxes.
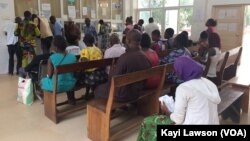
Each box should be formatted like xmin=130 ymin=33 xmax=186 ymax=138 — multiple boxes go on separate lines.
xmin=0 ymin=0 xmax=15 ymax=74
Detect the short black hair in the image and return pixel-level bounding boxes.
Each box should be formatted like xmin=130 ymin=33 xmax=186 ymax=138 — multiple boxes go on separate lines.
xmin=50 ymin=16 xmax=55 ymax=21
xmin=83 ymin=34 xmax=95 ymax=46
xmin=175 ymin=33 xmax=188 ymax=47
xmin=152 ymin=30 xmax=161 ymax=37
xmin=138 ymin=19 xmax=144 ymax=25
xmin=206 ymin=18 xmax=217 ymax=27
xmin=165 ymin=28 xmax=174 ymax=37
xmin=126 ymin=16 xmax=133 ymax=24
xmin=53 ymin=35 xmax=67 ymax=51
xmin=149 ymin=17 xmax=154 ymax=23
xmin=181 ymin=31 xmax=188 ymax=37
xmin=200 ymin=31 xmax=208 ymax=40
xmin=24 ymin=11 xmax=31 ymax=19
xmin=15 ymin=17 xmax=22 ymax=24
xmin=140 ymin=33 xmax=151 ymax=49
xmin=99 ymin=19 xmax=104 ymax=24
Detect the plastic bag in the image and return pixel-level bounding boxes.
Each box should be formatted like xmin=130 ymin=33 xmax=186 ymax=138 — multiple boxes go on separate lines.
xmin=17 ymin=77 xmax=33 ymax=106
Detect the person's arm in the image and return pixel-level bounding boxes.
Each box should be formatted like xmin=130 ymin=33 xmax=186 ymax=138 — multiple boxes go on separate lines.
xmin=24 ymin=56 xmax=39 ymax=72
xmin=61 ymin=28 xmax=65 ymax=37
xmin=208 ymin=48 xmax=216 ymax=56
xmin=170 ymin=86 xmax=188 ymax=124
xmin=80 ymin=48 xmax=89 ymax=62
xmin=34 ymin=24 xmax=41 ymax=38
xmin=47 ymin=58 xmax=54 ymax=78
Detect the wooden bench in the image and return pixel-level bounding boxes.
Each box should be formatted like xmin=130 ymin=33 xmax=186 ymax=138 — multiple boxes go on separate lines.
xmin=227 ymin=76 xmax=250 ymax=114
xmin=43 ymin=57 xmax=118 ymax=124
xmin=218 ymin=85 xmax=245 ymax=123
xmin=223 ymin=46 xmax=242 ymax=81
xmin=87 ymin=65 xmax=174 ymax=141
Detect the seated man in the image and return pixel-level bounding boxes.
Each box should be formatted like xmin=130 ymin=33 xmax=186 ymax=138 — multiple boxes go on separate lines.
xmin=104 ymin=33 xmax=126 ymax=74
xmin=94 ymin=29 xmax=152 ymax=102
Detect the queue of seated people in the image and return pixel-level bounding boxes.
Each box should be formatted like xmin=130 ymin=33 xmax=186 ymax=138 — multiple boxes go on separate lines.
xmin=17 ymin=15 xmax=229 ymax=139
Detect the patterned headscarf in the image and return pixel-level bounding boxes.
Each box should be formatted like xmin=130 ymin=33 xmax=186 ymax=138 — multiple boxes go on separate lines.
xmin=174 ymin=56 xmax=203 ymax=82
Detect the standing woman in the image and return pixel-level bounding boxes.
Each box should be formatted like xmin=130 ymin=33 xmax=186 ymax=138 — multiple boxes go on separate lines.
xmin=122 ymin=16 xmax=133 ymax=44
xmin=206 ymin=18 xmax=218 ymax=33
xmin=206 ymin=32 xmax=221 ymax=85
xmin=41 ymin=36 xmax=77 ymax=103
xmin=98 ymin=19 xmax=110 ymax=51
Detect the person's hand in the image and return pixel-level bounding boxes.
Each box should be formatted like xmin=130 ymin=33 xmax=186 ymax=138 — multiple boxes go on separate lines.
xmin=161 ymin=102 xmax=172 ymax=116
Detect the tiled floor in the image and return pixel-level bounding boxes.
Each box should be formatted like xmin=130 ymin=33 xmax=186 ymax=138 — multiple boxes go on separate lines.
xmin=0 ymin=75 xmax=139 ymax=141
xmin=0 ymin=47 xmax=250 ymax=141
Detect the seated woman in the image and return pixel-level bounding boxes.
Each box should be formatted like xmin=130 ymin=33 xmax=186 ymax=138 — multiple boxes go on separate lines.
xmin=41 ymin=36 xmax=77 ymax=103
xmin=80 ymin=34 xmax=105 ymax=99
xmin=19 ymin=42 xmax=52 ymax=82
xmin=160 ymin=33 xmax=191 ymax=84
xmin=141 ymin=33 xmax=160 ymax=89
xmin=137 ymin=56 xmax=221 ymax=141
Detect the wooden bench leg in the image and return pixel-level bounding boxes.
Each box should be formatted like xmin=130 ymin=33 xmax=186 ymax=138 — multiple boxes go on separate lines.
xmin=44 ymin=91 xmax=58 ymax=124
xmin=232 ymin=85 xmax=249 ymax=113
xmin=87 ymin=105 xmax=109 ymax=141
xmin=242 ymin=87 xmax=249 ymax=113
xmin=137 ymin=95 xmax=159 ymax=116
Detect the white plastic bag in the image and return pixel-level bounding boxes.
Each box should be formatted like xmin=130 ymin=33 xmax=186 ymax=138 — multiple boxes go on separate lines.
xmin=17 ymin=77 xmax=33 ymax=106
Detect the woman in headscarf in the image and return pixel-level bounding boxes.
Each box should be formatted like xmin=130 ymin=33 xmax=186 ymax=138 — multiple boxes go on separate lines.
xmin=137 ymin=56 xmax=221 ymax=141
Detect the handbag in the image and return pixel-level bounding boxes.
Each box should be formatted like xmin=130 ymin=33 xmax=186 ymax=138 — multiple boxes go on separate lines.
xmin=17 ymin=77 xmax=33 ymax=106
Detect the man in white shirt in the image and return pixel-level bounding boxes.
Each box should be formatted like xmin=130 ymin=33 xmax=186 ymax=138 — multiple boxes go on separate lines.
xmin=4 ymin=17 xmax=22 ymax=75
xmin=104 ymin=33 xmax=125 ymax=74
xmin=144 ymin=17 xmax=159 ymax=38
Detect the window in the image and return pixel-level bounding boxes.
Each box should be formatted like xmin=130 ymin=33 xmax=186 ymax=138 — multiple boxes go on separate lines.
xmin=180 ymin=0 xmax=194 ymax=6
xmin=179 ymin=7 xmax=193 ymax=35
xmin=139 ymin=11 xmax=151 ymax=24
xmin=165 ymin=10 xmax=178 ymax=33
xmin=138 ymin=0 xmax=150 ymax=8
xmin=152 ymin=9 xmax=163 ymax=31
xmin=151 ymin=0 xmax=164 ymax=8
xmin=165 ymin=0 xmax=179 ymax=7
xmin=138 ymin=0 xmax=194 ymax=35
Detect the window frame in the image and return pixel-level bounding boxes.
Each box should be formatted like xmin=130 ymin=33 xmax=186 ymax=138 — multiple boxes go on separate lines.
xmin=137 ymin=0 xmax=193 ymax=35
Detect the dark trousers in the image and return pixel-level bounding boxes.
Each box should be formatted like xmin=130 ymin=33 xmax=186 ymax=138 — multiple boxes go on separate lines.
xmin=7 ymin=44 xmax=22 ymax=74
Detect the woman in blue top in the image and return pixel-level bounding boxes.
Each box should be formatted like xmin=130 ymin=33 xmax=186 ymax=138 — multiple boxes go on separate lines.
xmin=41 ymin=35 xmax=77 ymax=103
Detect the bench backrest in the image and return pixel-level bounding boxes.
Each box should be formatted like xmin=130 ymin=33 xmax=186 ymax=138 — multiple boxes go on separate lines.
xmin=53 ymin=57 xmax=118 ymax=93
xmin=223 ymin=47 xmax=242 ymax=80
xmin=227 ymin=46 xmax=242 ymax=66
xmin=216 ymin=51 xmax=229 ymax=86
xmin=105 ymin=64 xmax=175 ymax=115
